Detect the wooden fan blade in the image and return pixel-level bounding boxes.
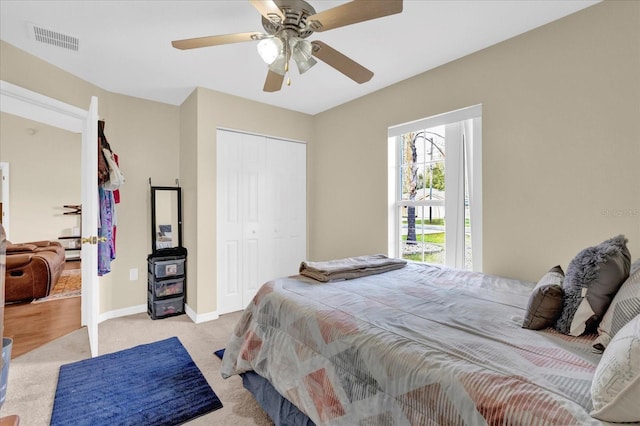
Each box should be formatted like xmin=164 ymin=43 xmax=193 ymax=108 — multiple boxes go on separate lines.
xmin=264 ymin=69 xmax=285 ymax=92
xmin=306 ymin=0 xmax=402 ymax=32
xmin=172 ymin=32 xmax=265 ymax=50
xmin=311 ymin=41 xmax=373 ymax=84
xmin=250 ymin=0 xmax=285 ymax=23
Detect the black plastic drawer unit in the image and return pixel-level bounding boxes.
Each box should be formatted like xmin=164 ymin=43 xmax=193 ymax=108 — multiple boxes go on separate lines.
xmin=148 ymin=257 xmax=185 ymax=278
xmin=148 ymin=296 xmax=185 ymax=319
xmin=148 ymin=277 xmax=184 ymax=299
xmin=147 ymin=253 xmax=186 ymax=319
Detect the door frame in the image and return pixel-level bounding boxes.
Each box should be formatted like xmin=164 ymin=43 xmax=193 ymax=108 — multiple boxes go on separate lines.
xmin=0 ymin=162 xmax=9 ymax=240
xmin=0 ymin=80 xmax=100 ymax=357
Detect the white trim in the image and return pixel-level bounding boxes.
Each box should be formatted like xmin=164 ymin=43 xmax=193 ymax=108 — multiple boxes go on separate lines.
xmin=0 ymin=80 xmax=86 ymax=133
xmin=444 ymin=122 xmax=466 ymax=269
xmin=98 ymin=304 xmax=147 ymax=323
xmin=0 ymin=162 xmax=9 ymax=240
xmin=97 ymin=303 xmax=221 ymax=324
xmin=185 ymin=303 xmax=220 ymax=324
xmin=468 ymin=117 xmax=483 ymax=272
xmin=388 ymin=104 xmax=482 ymax=138
xmin=216 ymin=126 xmax=307 ymax=145
xmin=388 ymin=137 xmax=398 ymax=257
xmin=398 ymin=200 xmax=445 ymax=207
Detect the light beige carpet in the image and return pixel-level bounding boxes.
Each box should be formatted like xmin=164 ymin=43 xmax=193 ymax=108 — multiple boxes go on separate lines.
xmin=1 ymin=310 xmax=272 ymax=425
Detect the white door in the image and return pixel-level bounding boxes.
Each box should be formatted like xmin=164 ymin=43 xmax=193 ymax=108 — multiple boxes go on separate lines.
xmin=266 ymin=139 xmax=306 ymax=278
xmin=217 ymin=131 xmax=267 ymax=313
xmin=81 ymin=98 xmax=99 ymax=357
xmin=217 ymin=130 xmax=306 ymax=314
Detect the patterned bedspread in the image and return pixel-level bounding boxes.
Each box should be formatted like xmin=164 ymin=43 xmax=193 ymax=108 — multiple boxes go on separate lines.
xmin=220 ymin=262 xmax=613 ymax=425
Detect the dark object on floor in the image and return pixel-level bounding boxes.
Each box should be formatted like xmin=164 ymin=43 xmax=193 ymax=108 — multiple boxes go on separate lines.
xmin=214 ymin=348 xmax=314 ymax=426
xmin=51 ymin=337 xmax=222 ymax=426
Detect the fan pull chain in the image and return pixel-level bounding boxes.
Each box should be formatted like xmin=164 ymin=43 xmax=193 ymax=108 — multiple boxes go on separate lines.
xmin=285 ymin=60 xmax=291 ymax=86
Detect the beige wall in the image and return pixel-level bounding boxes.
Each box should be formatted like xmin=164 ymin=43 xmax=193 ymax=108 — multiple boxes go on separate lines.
xmin=0 ymin=41 xmax=180 ymax=313
xmin=311 ymin=0 xmax=640 ymax=282
xmin=96 ymin=91 xmax=180 ymax=312
xmin=184 ymin=87 xmax=313 ymax=315
xmin=0 ymin=113 xmax=81 ymax=243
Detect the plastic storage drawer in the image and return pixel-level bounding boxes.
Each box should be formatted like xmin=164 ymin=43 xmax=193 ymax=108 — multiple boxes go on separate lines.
xmin=148 ymin=277 xmax=184 ymax=299
xmin=148 ymin=258 xmax=185 ymax=278
xmin=148 ymin=295 xmax=184 ymax=319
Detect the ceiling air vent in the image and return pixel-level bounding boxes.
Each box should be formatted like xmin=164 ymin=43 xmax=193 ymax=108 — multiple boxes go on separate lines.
xmin=28 ymin=22 xmax=79 ymax=51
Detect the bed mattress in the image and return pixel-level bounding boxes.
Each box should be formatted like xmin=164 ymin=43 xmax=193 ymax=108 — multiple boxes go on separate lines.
xmin=221 ymin=262 xmax=611 ymax=425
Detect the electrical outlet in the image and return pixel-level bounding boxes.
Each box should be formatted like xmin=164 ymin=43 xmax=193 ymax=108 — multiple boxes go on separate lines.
xmin=129 ymin=268 xmax=138 ymax=281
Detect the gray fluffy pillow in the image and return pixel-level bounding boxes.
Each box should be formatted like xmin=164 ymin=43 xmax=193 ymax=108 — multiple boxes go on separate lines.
xmin=554 ymin=235 xmax=631 ymax=336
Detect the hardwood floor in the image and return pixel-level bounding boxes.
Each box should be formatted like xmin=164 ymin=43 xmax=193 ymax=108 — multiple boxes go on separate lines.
xmin=3 ymin=262 xmax=82 ymax=359
xmin=4 ymin=297 xmax=81 ymax=359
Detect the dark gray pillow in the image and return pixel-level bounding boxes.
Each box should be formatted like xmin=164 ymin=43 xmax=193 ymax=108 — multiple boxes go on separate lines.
xmin=522 ymin=265 xmax=564 ymax=330
xmin=555 ymin=235 xmax=631 ymax=336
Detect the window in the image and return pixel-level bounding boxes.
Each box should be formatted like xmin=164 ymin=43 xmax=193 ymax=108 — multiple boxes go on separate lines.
xmin=388 ymin=105 xmax=482 ymax=271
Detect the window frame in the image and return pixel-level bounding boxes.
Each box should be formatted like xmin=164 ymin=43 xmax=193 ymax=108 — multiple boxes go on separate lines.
xmin=388 ymin=105 xmax=483 ymax=271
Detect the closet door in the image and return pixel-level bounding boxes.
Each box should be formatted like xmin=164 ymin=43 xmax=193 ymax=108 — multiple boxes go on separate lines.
xmin=217 ymin=131 xmax=266 ymax=313
xmin=241 ymin=133 xmax=267 ymax=308
xmin=266 ymin=139 xmax=306 ymax=278
xmin=217 ymin=130 xmax=306 ymax=314
xmin=217 ymin=130 xmax=245 ymax=312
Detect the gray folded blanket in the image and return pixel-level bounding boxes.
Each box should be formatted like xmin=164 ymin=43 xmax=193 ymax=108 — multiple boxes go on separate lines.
xmin=299 ymin=254 xmax=407 ymax=282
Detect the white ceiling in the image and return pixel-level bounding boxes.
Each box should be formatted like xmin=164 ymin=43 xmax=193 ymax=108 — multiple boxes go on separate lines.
xmin=0 ymin=0 xmax=599 ymax=115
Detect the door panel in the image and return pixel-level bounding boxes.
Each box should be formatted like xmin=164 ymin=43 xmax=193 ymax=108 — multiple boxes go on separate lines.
xmin=217 ymin=131 xmax=244 ymax=313
xmin=217 ymin=129 xmax=306 ymax=314
xmin=81 ymin=97 xmax=99 ymax=357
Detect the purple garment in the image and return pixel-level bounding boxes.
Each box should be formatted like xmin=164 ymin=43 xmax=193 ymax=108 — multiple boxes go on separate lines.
xmin=98 ymin=187 xmax=116 ymax=276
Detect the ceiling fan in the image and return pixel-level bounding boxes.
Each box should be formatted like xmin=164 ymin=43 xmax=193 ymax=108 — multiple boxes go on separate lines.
xmin=171 ymin=0 xmax=403 ymax=92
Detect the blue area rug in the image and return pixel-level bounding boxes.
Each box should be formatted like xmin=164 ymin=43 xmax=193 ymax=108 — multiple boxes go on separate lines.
xmin=51 ymin=337 xmax=222 ymax=426
xmin=214 ymin=348 xmax=225 ymax=359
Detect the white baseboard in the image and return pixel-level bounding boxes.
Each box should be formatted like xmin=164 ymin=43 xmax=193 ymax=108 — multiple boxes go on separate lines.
xmin=185 ymin=303 xmax=219 ymax=324
xmin=98 ymin=304 xmax=147 ymax=323
xmin=97 ymin=302 xmax=219 ymax=324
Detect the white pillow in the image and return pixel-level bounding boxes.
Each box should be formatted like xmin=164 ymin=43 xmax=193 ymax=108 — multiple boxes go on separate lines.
xmin=590 ymin=314 xmax=640 ymax=422
xmin=594 ymin=267 xmax=640 ymax=351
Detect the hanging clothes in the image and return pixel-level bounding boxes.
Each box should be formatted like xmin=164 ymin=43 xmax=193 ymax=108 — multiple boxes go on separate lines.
xmin=96 ymin=120 xmax=123 ymax=276
xmin=98 ymin=187 xmax=115 ymax=276
xmin=98 ymin=121 xmax=110 ymax=186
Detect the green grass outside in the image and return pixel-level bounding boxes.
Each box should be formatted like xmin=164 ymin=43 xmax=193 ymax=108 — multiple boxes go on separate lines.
xmin=402 ymin=232 xmax=471 ymax=264
xmin=402 ymin=232 xmax=445 ymax=263
xmin=402 ymin=233 xmax=444 ymax=244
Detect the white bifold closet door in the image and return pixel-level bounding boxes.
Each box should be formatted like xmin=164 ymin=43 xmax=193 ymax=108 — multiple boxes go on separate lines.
xmin=216 ymin=129 xmax=306 ymax=314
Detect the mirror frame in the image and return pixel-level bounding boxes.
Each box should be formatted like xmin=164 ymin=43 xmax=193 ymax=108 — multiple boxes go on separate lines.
xmin=150 ymin=185 xmax=183 ymax=254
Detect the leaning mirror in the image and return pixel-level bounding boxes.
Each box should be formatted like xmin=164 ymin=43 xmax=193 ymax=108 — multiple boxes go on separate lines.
xmin=150 ymin=186 xmax=182 ymax=254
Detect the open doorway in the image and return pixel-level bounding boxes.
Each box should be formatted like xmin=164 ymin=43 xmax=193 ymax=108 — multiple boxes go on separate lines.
xmin=1 ymin=80 xmax=99 ymax=357
xmin=0 ymin=112 xmax=83 ymax=356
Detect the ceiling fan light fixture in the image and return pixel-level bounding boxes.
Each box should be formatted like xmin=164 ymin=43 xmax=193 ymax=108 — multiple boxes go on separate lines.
xmin=292 ymin=39 xmax=317 ymax=74
xmin=257 ymin=37 xmax=282 ymax=64
xmin=268 ymin=51 xmax=287 ymax=75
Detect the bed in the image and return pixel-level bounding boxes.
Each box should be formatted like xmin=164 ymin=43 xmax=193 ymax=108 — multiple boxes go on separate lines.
xmin=220 ymin=256 xmax=639 ymax=425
